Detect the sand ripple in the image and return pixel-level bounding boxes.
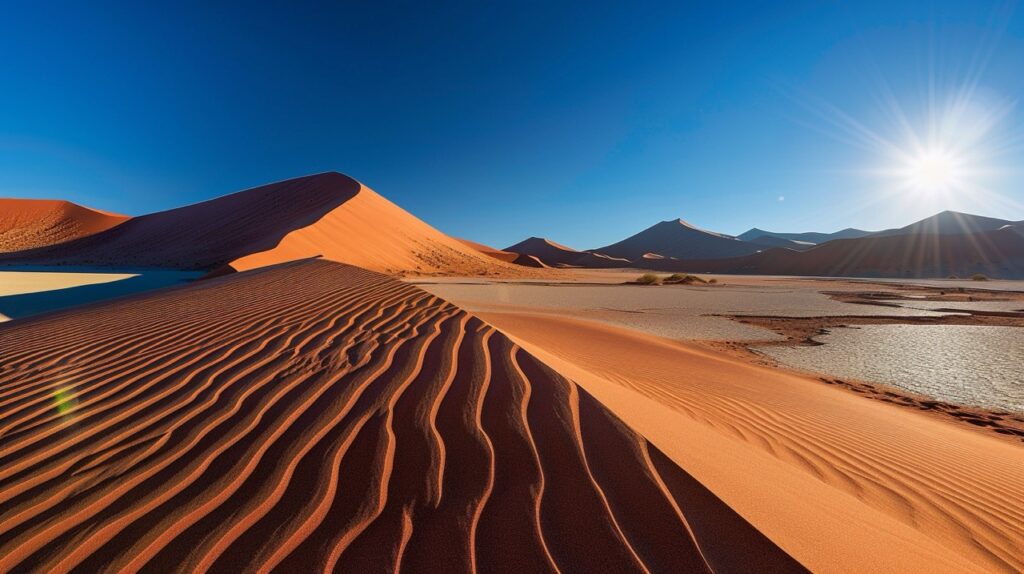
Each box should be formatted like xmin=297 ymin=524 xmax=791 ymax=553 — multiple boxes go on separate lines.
xmin=0 ymin=259 xmax=802 ymax=572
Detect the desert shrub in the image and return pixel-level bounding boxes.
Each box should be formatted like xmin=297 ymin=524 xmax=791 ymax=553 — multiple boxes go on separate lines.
xmin=663 ymin=273 xmax=709 ymax=285
xmin=971 ymin=273 xmax=989 ymax=281
xmin=636 ymin=273 xmax=661 ymax=285
xmin=708 ymin=278 xmax=718 ymax=284
xmin=947 ymin=274 xmax=958 ymax=279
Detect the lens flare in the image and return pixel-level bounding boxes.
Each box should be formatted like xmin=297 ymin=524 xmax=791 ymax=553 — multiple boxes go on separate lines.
xmin=53 ymin=387 xmax=77 ymax=417
xmin=778 ymin=9 xmax=1024 ymax=224
xmin=902 ymin=147 xmax=963 ymax=194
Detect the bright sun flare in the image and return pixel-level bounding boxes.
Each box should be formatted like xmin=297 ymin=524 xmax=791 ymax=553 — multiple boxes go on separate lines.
xmin=905 ymin=147 xmax=963 ymax=193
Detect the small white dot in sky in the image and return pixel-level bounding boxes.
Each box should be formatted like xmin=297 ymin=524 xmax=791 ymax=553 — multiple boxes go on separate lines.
xmin=778 ymin=195 xmax=785 ymax=202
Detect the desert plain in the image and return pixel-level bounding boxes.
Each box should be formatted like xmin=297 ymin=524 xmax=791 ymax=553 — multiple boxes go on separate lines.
xmin=0 ymin=173 xmax=1021 ymax=573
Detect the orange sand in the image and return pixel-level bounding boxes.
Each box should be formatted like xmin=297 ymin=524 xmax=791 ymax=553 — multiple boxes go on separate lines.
xmin=476 ymin=310 xmax=1024 ymax=573
xmin=455 ymin=238 xmax=520 ymax=263
xmin=0 ymin=199 xmax=127 ymax=253
xmin=232 ymin=180 xmax=524 ymax=276
xmin=0 ymin=260 xmax=801 ymax=572
xmin=0 ymin=174 xmax=528 ymax=277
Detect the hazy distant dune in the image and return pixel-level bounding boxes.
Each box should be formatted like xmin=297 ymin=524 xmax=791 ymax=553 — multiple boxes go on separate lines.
xmin=593 ymin=219 xmax=762 ymax=260
xmin=505 ymin=237 xmax=630 ymax=268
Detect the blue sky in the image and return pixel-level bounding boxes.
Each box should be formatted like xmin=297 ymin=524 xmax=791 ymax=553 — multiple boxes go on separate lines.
xmin=3 ymin=1 xmax=1024 ymax=249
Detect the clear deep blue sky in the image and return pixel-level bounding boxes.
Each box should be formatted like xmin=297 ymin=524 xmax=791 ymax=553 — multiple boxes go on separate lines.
xmin=3 ymin=1 xmax=1024 ymax=249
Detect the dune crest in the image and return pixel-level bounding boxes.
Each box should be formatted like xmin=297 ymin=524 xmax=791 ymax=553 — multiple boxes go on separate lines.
xmin=229 ymin=182 xmax=520 ymax=276
xmin=455 ymin=238 xmax=520 ymax=263
xmin=0 ymin=199 xmax=128 ymax=253
xmin=0 ymin=259 xmax=802 ymax=572
xmin=0 ymin=173 xmax=521 ymax=276
xmin=505 ymin=237 xmax=629 ymax=268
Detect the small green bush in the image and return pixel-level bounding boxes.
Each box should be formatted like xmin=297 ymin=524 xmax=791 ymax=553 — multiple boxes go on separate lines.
xmin=636 ymin=273 xmax=662 ymax=285
xmin=971 ymin=273 xmax=989 ymax=281
xmin=662 ymin=273 xmax=709 ymax=285
xmin=947 ymin=274 xmax=958 ymax=279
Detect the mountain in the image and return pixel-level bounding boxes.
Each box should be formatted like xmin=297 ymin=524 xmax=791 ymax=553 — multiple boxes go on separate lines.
xmin=0 ymin=172 xmax=518 ymax=276
xmin=0 ymin=199 xmax=128 ymax=253
xmin=873 ymin=210 xmax=1016 ymax=237
xmin=737 ymin=227 xmax=871 ymax=245
xmin=593 ymin=219 xmax=761 ymax=260
xmin=505 ymin=237 xmax=629 ymax=268
xmin=651 ymin=223 xmax=1024 ymax=278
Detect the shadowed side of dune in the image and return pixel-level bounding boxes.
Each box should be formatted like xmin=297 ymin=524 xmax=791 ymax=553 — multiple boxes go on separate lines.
xmin=0 ymin=173 xmax=520 ymax=276
xmin=0 ymin=174 xmax=359 ymax=270
xmin=0 ymin=259 xmax=803 ymax=573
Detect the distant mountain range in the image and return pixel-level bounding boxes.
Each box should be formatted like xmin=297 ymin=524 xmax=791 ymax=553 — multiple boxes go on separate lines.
xmin=872 ymin=210 xmax=1019 ymax=237
xmin=5 ymin=179 xmax=1022 ymax=279
xmin=592 ymin=219 xmax=760 ymax=260
xmin=737 ymin=227 xmax=871 ymax=245
xmin=650 ymin=223 xmax=1024 ymax=279
xmin=496 ymin=211 xmax=1024 ymax=278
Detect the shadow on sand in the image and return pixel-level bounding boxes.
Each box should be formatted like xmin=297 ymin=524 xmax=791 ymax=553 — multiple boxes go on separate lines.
xmin=0 ymin=271 xmax=200 ymax=321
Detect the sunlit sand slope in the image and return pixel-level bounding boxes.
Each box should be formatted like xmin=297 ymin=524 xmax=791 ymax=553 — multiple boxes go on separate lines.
xmin=0 ymin=199 xmax=128 ymax=253
xmin=0 ymin=173 xmax=518 ymax=276
xmin=476 ymin=311 xmax=1024 ymax=573
xmin=0 ymin=259 xmax=802 ymax=572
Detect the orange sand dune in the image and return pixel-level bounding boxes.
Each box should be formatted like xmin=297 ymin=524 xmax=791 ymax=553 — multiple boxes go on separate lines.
xmin=477 ymin=311 xmax=1024 ymax=573
xmin=0 ymin=173 xmax=520 ymax=276
xmin=0 ymin=199 xmax=128 ymax=253
xmin=455 ymin=238 xmax=519 ymax=263
xmin=455 ymin=238 xmax=551 ymax=268
xmin=505 ymin=237 xmax=630 ymax=268
xmin=0 ymin=259 xmax=802 ymax=572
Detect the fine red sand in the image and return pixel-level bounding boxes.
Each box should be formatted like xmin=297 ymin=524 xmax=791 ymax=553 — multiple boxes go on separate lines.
xmin=0 ymin=259 xmax=803 ymax=572
xmin=455 ymin=238 xmax=519 ymax=263
xmin=504 ymin=237 xmax=629 ymax=268
xmin=0 ymin=199 xmax=128 ymax=253
xmin=457 ymin=238 xmax=552 ymax=268
xmin=0 ymin=174 xmax=524 ymax=276
xmin=476 ymin=310 xmax=1024 ymax=572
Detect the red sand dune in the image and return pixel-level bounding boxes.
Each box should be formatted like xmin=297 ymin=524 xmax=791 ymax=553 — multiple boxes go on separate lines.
xmin=0 ymin=173 xmax=519 ymax=276
xmin=0 ymin=199 xmax=128 ymax=253
xmin=511 ymin=253 xmax=550 ymax=268
xmin=0 ymin=259 xmax=803 ymax=572
xmin=456 ymin=239 xmax=551 ymax=268
xmin=475 ymin=310 xmax=1024 ymax=572
xmin=648 ymin=225 xmax=1024 ymax=278
xmin=455 ymin=238 xmax=519 ymax=263
xmin=505 ymin=237 xmax=630 ymax=268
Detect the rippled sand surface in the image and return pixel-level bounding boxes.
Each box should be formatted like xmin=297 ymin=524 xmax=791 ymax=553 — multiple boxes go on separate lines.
xmin=760 ymin=325 xmax=1024 ymax=413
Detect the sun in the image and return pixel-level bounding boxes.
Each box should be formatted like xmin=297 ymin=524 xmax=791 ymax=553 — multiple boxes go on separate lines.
xmin=904 ymin=147 xmax=963 ymax=193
